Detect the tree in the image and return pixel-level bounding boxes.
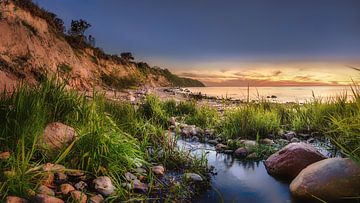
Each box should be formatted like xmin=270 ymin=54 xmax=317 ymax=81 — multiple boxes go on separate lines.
xmin=120 ymin=52 xmax=134 ymax=62
xmin=68 ymin=19 xmax=91 ymax=37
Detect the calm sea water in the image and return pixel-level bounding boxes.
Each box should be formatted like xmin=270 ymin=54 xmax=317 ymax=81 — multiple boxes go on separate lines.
xmin=187 ymin=86 xmax=351 ymax=103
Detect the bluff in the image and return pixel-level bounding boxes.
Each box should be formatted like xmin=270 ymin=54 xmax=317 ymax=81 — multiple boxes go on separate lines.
xmin=0 ymin=0 xmax=204 ymax=92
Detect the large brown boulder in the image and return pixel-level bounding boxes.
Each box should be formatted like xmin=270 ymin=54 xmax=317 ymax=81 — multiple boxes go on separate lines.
xmin=40 ymin=122 xmax=76 ymax=151
xmin=290 ymin=158 xmax=360 ymax=201
xmin=264 ymin=143 xmax=325 ymax=180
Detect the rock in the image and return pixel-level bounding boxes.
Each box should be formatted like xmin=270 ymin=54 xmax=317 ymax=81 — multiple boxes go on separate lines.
xmin=223 ymin=150 xmax=234 ymax=154
xmin=42 ymin=163 xmax=65 ymax=172
xmin=40 ymin=122 xmax=76 ymax=151
xmin=133 ymin=179 xmax=148 ymax=192
xmin=6 ymin=196 xmax=28 ymax=203
xmin=240 ymin=140 xmax=257 ymax=147
xmin=168 ymin=117 xmax=176 ymax=126
xmin=34 ymin=194 xmax=64 ymax=203
xmin=89 ymin=194 xmax=104 ymax=203
xmin=191 ymin=136 xmax=199 ymax=142
xmin=125 ymin=172 xmax=137 ymax=181
xmin=260 ymin=138 xmax=274 ymax=145
xmin=215 ymin=143 xmax=229 ymax=151
xmin=60 ymin=183 xmax=75 ymax=195
xmin=55 ymin=172 xmax=67 ymax=183
xmin=74 ymin=181 xmax=87 ymax=190
xmin=264 ymin=143 xmax=326 ymax=180
xmin=247 ymin=153 xmax=257 ymax=159
xmin=204 ymin=129 xmax=215 ymax=137
xmin=0 ymin=151 xmax=10 ymax=160
xmin=290 ymin=158 xmax=360 ymax=201
xmin=70 ymin=191 xmax=87 ymax=203
xmin=152 ymin=165 xmax=165 ymax=175
xmin=128 ymin=95 xmax=136 ymax=102
xmin=37 ymin=185 xmax=54 ymax=196
xmin=184 ymin=173 xmax=203 ymax=182
xmin=208 ymin=140 xmax=218 ymax=145
xmin=307 ymin=138 xmax=315 ymax=143
xmin=93 ymin=176 xmax=115 ymax=196
xmin=234 ymin=147 xmax=248 ymax=158
xmin=181 ymin=125 xmax=197 ymax=137
xmin=283 ymin=131 xmax=296 ymax=140
xmin=290 ymin=137 xmax=300 ymax=143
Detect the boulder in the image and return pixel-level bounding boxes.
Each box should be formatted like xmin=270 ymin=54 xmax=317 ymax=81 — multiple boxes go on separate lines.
xmin=234 ymin=147 xmax=248 ymax=158
xmin=264 ymin=143 xmax=326 ymax=180
xmin=34 ymin=194 xmax=64 ymax=203
xmin=152 ymin=165 xmax=165 ymax=175
xmin=290 ymin=158 xmax=360 ymax=201
xmin=70 ymin=191 xmax=87 ymax=203
xmin=40 ymin=122 xmax=76 ymax=151
xmin=93 ymin=176 xmax=115 ymax=196
xmin=60 ymin=183 xmax=75 ymax=195
xmin=6 ymin=196 xmax=28 ymax=203
xmin=184 ymin=173 xmax=203 ymax=182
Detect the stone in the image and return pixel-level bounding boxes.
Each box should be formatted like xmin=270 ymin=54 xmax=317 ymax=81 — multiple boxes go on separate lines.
xmin=307 ymin=138 xmax=315 ymax=143
xmin=93 ymin=176 xmax=115 ymax=196
xmin=259 ymin=138 xmax=274 ymax=145
xmin=60 ymin=183 xmax=75 ymax=195
xmin=283 ymin=131 xmax=296 ymax=140
xmin=42 ymin=163 xmax=65 ymax=172
xmin=125 ymin=172 xmax=137 ymax=181
xmin=290 ymin=158 xmax=360 ymax=201
xmin=290 ymin=137 xmax=300 ymax=143
xmin=70 ymin=191 xmax=87 ymax=203
xmin=191 ymin=136 xmax=199 ymax=142
xmin=133 ymin=179 xmax=148 ymax=192
xmin=240 ymin=140 xmax=257 ymax=147
xmin=40 ymin=122 xmax=76 ymax=151
xmin=152 ymin=165 xmax=165 ymax=175
xmin=247 ymin=153 xmax=257 ymax=159
xmin=234 ymin=147 xmax=248 ymax=158
xmin=55 ymin=172 xmax=67 ymax=183
xmin=223 ymin=150 xmax=234 ymax=154
xmin=74 ymin=181 xmax=87 ymax=190
xmin=6 ymin=196 xmax=28 ymax=203
xmin=168 ymin=117 xmax=176 ymax=126
xmin=208 ymin=140 xmax=219 ymax=145
xmin=204 ymin=129 xmax=215 ymax=137
xmin=89 ymin=194 xmax=104 ymax=203
xmin=184 ymin=173 xmax=203 ymax=182
xmin=264 ymin=143 xmax=326 ymax=180
xmin=215 ymin=143 xmax=229 ymax=151
xmin=0 ymin=151 xmax=10 ymax=160
xmin=34 ymin=194 xmax=64 ymax=203
xmin=37 ymin=185 xmax=54 ymax=196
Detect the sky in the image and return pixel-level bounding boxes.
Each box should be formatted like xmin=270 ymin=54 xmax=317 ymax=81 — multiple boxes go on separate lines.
xmin=35 ymin=0 xmax=360 ymax=86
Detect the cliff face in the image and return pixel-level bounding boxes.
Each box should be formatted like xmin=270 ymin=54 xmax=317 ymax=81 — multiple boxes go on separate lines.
xmin=0 ymin=1 xmax=203 ymax=92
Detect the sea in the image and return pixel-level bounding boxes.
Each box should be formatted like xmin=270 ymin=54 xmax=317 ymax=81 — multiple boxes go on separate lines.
xmin=187 ymin=86 xmax=353 ymax=103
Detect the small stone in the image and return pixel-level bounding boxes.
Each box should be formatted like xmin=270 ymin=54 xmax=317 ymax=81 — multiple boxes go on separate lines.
xmin=40 ymin=122 xmax=76 ymax=152
xmin=34 ymin=194 xmax=64 ymax=203
xmin=42 ymin=163 xmax=65 ymax=172
xmin=234 ymin=147 xmax=248 ymax=158
xmin=37 ymin=185 xmax=54 ymax=196
xmin=283 ymin=131 xmax=296 ymax=140
xmin=55 ymin=172 xmax=67 ymax=183
xmin=247 ymin=153 xmax=257 ymax=159
xmin=74 ymin=181 xmax=87 ymax=190
xmin=0 ymin=151 xmax=10 ymax=160
xmin=291 ymin=138 xmax=300 ymax=143
xmin=93 ymin=176 xmax=115 ymax=196
xmin=260 ymin=138 xmax=275 ymax=145
xmin=240 ymin=140 xmax=257 ymax=147
xmin=215 ymin=143 xmax=229 ymax=151
xmin=168 ymin=117 xmax=176 ymax=126
xmin=70 ymin=191 xmax=87 ymax=203
xmin=184 ymin=173 xmax=203 ymax=182
xmin=60 ymin=183 xmax=75 ymax=195
xmin=191 ymin=136 xmax=199 ymax=142
xmin=152 ymin=165 xmax=165 ymax=175
xmin=89 ymin=194 xmax=104 ymax=203
xmin=6 ymin=196 xmax=28 ymax=203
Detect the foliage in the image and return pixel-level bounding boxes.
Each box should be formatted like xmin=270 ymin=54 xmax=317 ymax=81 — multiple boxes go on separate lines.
xmin=100 ymin=73 xmax=139 ymax=90
xmin=120 ymin=52 xmax=134 ymax=62
xmin=68 ymin=19 xmax=91 ymax=37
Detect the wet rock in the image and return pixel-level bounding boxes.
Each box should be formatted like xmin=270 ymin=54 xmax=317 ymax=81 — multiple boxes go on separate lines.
xmin=37 ymin=185 xmax=54 ymax=196
xmin=208 ymin=140 xmax=219 ymax=145
xmin=93 ymin=176 xmax=115 ymax=196
xmin=152 ymin=165 xmax=165 ymax=175
xmin=0 ymin=151 xmax=10 ymax=160
xmin=70 ymin=191 xmax=87 ymax=203
xmin=264 ymin=143 xmax=326 ymax=180
xmin=283 ymin=131 xmax=296 ymax=140
xmin=6 ymin=196 xmax=28 ymax=203
xmin=184 ymin=173 xmax=203 ymax=182
xmin=234 ymin=147 xmax=248 ymax=158
xmin=290 ymin=158 xmax=360 ymax=201
xmin=89 ymin=194 xmax=104 ymax=203
xmin=74 ymin=181 xmax=87 ymax=190
xmin=215 ymin=143 xmax=229 ymax=151
xmin=247 ymin=153 xmax=257 ymax=159
xmin=290 ymin=137 xmax=300 ymax=143
xmin=40 ymin=122 xmax=76 ymax=151
xmin=125 ymin=172 xmax=137 ymax=181
xmin=133 ymin=179 xmax=148 ymax=193
xmin=34 ymin=194 xmax=64 ymax=203
xmin=60 ymin=183 xmax=75 ymax=195
xmin=260 ymin=138 xmax=274 ymax=145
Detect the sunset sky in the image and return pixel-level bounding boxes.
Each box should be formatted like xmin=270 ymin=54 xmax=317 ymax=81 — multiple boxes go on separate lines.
xmin=35 ymin=0 xmax=360 ymax=86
